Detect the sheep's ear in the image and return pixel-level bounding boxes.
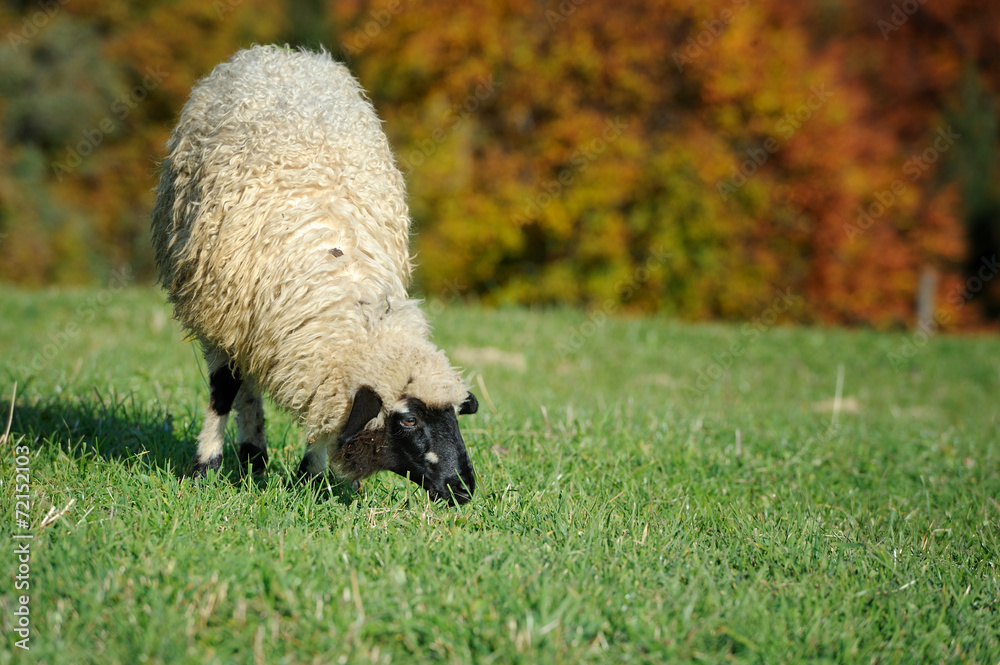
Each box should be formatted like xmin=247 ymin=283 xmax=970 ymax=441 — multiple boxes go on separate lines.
xmin=459 ymin=392 xmax=478 ymax=415
xmin=339 ymin=385 xmax=383 ymax=444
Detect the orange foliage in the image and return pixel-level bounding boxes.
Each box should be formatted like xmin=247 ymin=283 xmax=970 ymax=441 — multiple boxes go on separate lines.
xmin=0 ymin=0 xmax=996 ymax=328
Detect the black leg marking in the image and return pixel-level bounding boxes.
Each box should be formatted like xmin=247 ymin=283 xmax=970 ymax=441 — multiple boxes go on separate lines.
xmin=239 ymin=442 xmax=269 ymax=474
xmin=296 ymin=455 xmax=316 ymax=482
xmin=209 ymin=365 xmax=242 ymax=416
xmin=192 ymin=455 xmax=222 ymax=478
xmin=296 ymin=452 xmax=332 ymax=486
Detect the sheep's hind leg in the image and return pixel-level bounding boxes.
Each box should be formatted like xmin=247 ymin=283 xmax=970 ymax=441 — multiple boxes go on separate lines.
xmin=235 ymin=382 xmax=268 ymax=474
xmin=192 ymin=350 xmax=242 ymax=477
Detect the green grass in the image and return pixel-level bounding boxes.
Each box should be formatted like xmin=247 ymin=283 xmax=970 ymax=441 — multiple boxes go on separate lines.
xmin=0 ymin=286 xmax=998 ymax=664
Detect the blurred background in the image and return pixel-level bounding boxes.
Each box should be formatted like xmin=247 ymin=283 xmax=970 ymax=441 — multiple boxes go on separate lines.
xmin=0 ymin=0 xmax=997 ymax=330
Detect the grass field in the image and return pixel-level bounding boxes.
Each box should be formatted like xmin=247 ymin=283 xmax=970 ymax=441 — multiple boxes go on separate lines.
xmin=0 ymin=286 xmax=998 ymax=664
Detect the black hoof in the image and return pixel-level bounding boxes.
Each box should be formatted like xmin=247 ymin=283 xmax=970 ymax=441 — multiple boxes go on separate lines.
xmin=296 ymin=456 xmax=321 ymax=484
xmin=238 ymin=442 xmax=269 ymax=474
xmin=192 ymin=455 xmax=222 ymax=478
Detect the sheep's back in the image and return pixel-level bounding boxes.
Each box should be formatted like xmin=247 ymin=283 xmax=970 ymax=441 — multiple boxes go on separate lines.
xmin=152 ymin=46 xmax=411 ymax=367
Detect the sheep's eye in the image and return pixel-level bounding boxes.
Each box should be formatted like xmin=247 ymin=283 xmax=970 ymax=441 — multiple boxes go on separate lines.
xmin=400 ymin=414 xmax=418 ymax=428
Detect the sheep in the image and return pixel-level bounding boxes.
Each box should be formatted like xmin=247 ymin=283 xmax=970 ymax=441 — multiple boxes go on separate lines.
xmin=150 ymin=45 xmax=480 ymax=504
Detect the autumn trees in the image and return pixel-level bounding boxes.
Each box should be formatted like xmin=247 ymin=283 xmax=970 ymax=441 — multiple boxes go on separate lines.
xmin=0 ymin=0 xmax=996 ymax=328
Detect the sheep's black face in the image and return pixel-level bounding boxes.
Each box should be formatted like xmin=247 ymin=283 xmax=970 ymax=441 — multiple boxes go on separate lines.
xmin=385 ymin=396 xmax=478 ymax=505
xmin=337 ymin=387 xmax=479 ymax=505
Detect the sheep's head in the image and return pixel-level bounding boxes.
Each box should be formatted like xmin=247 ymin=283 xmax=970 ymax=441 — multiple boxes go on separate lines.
xmin=336 ymin=385 xmax=479 ymax=505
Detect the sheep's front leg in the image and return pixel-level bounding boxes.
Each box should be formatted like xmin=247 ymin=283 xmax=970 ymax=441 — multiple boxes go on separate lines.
xmin=192 ymin=353 xmax=243 ymax=477
xmin=235 ymin=382 xmax=268 ymax=474
xmin=297 ymin=437 xmax=328 ymax=481
xmin=297 ymin=436 xmax=362 ymax=493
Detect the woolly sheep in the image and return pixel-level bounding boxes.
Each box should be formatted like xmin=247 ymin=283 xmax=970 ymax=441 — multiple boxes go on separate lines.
xmin=151 ymin=45 xmax=479 ymax=504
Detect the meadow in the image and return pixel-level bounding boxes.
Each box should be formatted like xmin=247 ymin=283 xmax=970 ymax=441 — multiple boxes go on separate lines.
xmin=0 ymin=286 xmax=998 ymax=664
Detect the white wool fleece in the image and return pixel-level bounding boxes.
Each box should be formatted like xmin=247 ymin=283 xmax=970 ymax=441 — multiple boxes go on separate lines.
xmin=151 ymin=45 xmax=469 ymax=445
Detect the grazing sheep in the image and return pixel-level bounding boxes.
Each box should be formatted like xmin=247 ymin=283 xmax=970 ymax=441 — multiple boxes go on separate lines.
xmin=151 ymin=45 xmax=479 ymax=504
